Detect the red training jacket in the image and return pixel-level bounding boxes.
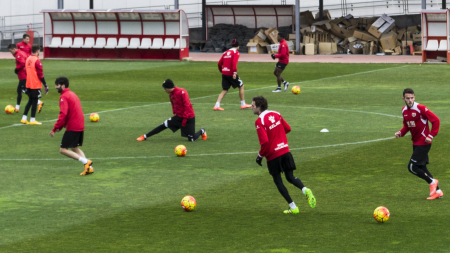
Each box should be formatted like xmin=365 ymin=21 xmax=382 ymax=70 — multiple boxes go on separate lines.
xmin=170 ymin=87 xmax=195 ymax=122
xmin=53 ymin=88 xmax=85 ymax=132
xmin=218 ymin=48 xmax=240 ymax=76
xmin=275 ymin=39 xmax=289 ymax=64
xmin=14 ymin=49 xmax=27 ymax=80
xmin=399 ymin=102 xmax=440 ymax=145
xmin=255 ymin=110 xmax=291 ymax=161
xmin=16 ymin=41 xmax=32 ymax=57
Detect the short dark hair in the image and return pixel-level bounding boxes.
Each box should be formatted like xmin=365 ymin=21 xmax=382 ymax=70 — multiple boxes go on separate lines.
xmin=23 ymin=34 xmax=30 ymax=39
xmin=55 ymin=76 xmax=69 ymax=88
xmin=253 ymin=96 xmax=268 ymax=112
xmin=31 ymin=44 xmax=40 ymax=53
xmin=7 ymin=44 xmax=17 ymax=50
xmin=278 ymin=32 xmax=286 ymax=39
xmin=403 ymin=88 xmax=414 ymax=97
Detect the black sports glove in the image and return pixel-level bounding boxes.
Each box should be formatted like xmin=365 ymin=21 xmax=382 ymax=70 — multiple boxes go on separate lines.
xmin=256 ymin=155 xmax=263 ymax=166
xmin=14 ymin=68 xmax=18 ymax=74
xmin=271 ymin=54 xmax=275 ymax=60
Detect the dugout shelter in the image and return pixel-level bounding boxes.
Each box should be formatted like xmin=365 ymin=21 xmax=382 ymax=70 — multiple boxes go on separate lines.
xmin=421 ymin=9 xmax=449 ymax=63
xmin=205 ymin=5 xmax=294 ymax=39
xmin=41 ymin=9 xmax=189 ymax=60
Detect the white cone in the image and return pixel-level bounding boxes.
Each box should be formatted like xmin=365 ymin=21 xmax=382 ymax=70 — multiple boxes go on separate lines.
xmin=320 ymin=128 xmax=329 ymax=132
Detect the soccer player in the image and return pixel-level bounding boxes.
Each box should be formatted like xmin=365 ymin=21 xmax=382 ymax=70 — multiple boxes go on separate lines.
xmin=252 ymin=96 xmax=316 ymax=213
xmin=8 ymin=44 xmax=28 ymax=113
xmin=22 ymin=45 xmax=48 ymax=125
xmin=213 ymin=39 xmax=252 ymax=111
xmin=137 ymin=79 xmax=207 ymax=142
xmin=16 ymin=34 xmax=32 ymax=57
xmin=49 ymin=77 xmax=94 ymax=176
xmin=395 ymin=88 xmax=443 ymax=199
xmin=271 ymin=33 xmax=290 ymax=92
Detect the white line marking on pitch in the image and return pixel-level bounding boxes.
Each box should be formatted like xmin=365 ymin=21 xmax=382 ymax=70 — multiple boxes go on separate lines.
xmin=0 ymin=136 xmax=395 ymax=161
xmin=0 ymin=65 xmax=406 ymax=131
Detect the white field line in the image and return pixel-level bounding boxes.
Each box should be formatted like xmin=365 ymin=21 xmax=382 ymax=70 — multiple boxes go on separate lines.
xmin=0 ymin=136 xmax=395 ymax=161
xmin=0 ymin=64 xmax=407 ymax=131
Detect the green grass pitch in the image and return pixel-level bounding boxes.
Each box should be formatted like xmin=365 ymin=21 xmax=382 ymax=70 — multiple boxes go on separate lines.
xmin=1 ymin=59 xmax=450 ymax=252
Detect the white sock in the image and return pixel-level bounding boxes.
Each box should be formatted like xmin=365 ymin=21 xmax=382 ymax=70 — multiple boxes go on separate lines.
xmin=240 ymin=100 xmax=245 ymax=106
xmin=15 ymin=105 xmax=20 ymax=110
xmin=436 ymin=189 xmax=442 ymax=193
xmin=215 ymin=102 xmax=220 ymax=108
xmin=302 ymin=187 xmax=307 ymax=195
xmin=38 ymin=99 xmax=42 ymax=104
xmin=22 ymin=115 xmax=27 ymax=121
xmin=78 ymin=157 xmax=88 ymax=164
xmin=144 ymin=134 xmax=147 ymax=139
xmin=30 ymin=117 xmax=35 ymax=123
xmin=289 ymin=202 xmax=297 ymax=209
xmin=430 ymin=179 xmax=436 ymax=185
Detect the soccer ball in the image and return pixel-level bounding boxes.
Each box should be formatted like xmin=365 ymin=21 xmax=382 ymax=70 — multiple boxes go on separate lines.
xmin=292 ymin=86 xmax=301 ymax=95
xmin=5 ymin=105 xmax=14 ymax=114
xmin=373 ymin=206 xmax=390 ymax=223
xmin=90 ymin=113 xmax=99 ymax=122
xmin=181 ymin=196 xmax=196 ymax=211
xmin=175 ymin=145 xmax=187 ymax=157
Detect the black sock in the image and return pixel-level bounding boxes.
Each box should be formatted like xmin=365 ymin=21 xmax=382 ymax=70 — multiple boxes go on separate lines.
xmin=420 ymin=165 xmax=440 ymax=190
xmin=30 ymin=97 xmax=38 ymax=118
xmin=23 ymin=97 xmax=33 ymax=116
xmin=285 ymin=170 xmax=305 ymax=189
xmin=188 ymin=130 xmax=203 ymax=142
xmin=408 ymin=161 xmax=433 ymax=184
xmin=272 ymin=173 xmax=293 ymax=204
xmin=145 ymin=124 xmax=167 ymax=138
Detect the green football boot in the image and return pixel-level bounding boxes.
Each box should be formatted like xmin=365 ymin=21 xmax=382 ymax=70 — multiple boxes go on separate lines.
xmin=283 ymin=207 xmax=299 ymax=214
xmin=305 ymin=188 xmax=316 ymax=208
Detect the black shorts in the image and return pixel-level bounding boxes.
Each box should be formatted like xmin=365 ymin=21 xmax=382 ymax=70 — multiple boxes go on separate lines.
xmin=411 ymin=144 xmax=431 ymax=165
xmin=165 ymin=115 xmax=195 ymax=138
xmin=266 ymin=152 xmax=296 ymax=175
xmin=18 ymin=80 xmax=26 ymax=93
xmin=276 ymin=62 xmax=287 ymax=70
xmin=26 ymin=88 xmax=41 ymax=98
xmin=222 ymin=74 xmax=243 ymax=90
xmin=61 ymin=131 xmax=84 ymax=148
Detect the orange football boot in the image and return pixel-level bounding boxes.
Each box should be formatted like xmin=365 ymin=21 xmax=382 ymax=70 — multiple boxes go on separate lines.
xmin=429 ymin=179 xmax=439 ymax=196
xmin=427 ymin=191 xmax=443 ymax=200
xmin=136 ymin=135 xmax=146 ymax=141
xmin=213 ymin=107 xmax=224 ymax=111
xmin=240 ymin=104 xmax=252 ymax=109
xmin=38 ymin=101 xmax=44 ymax=113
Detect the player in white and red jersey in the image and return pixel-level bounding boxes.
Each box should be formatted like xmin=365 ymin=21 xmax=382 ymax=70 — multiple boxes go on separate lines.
xmin=252 ymin=96 xmax=316 ymax=214
xmin=213 ymin=39 xmax=251 ymax=111
xmin=395 ymin=88 xmax=443 ymax=200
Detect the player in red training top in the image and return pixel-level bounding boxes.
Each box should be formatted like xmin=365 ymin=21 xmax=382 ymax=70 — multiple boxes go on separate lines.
xmin=137 ymin=79 xmax=207 ymax=142
xmin=8 ymin=44 xmax=28 ymax=113
xmin=252 ymin=96 xmax=316 ymax=214
xmin=49 ymin=77 xmax=94 ymax=176
xmin=16 ymin=34 xmax=32 ymax=57
xmin=213 ymin=39 xmax=252 ymax=111
xmin=395 ymin=88 xmax=443 ymax=200
xmin=271 ymin=33 xmax=290 ymax=92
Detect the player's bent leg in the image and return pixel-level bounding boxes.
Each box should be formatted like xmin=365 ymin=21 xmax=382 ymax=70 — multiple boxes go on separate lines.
xmin=285 ymin=170 xmax=305 ymax=189
xmin=238 ymin=86 xmax=251 ymax=109
xmin=138 ymin=123 xmax=168 ymax=141
xmin=214 ymin=90 xmax=227 ymax=110
xmin=272 ymin=172 xmax=293 ymax=204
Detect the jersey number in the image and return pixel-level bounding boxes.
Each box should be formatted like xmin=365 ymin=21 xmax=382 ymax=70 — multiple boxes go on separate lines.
xmin=406 ymin=121 xmax=416 ymax=127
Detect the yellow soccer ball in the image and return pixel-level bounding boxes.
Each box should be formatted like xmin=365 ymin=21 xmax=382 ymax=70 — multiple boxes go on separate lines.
xmin=373 ymin=206 xmax=390 ymax=223
xmin=90 ymin=113 xmax=99 ymax=122
xmin=181 ymin=196 xmax=196 ymax=212
xmin=5 ymin=105 xmax=14 ymax=114
xmin=175 ymin=145 xmax=187 ymax=157
xmin=292 ymin=86 xmax=301 ymax=95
